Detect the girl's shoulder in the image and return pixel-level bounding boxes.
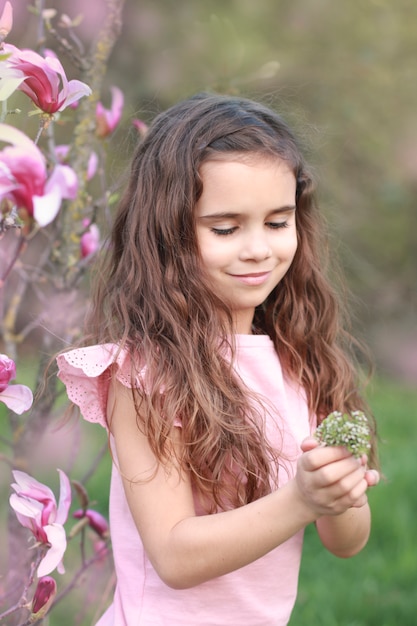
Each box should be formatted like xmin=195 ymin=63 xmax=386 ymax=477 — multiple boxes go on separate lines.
xmin=56 ymin=343 xmax=143 ymax=429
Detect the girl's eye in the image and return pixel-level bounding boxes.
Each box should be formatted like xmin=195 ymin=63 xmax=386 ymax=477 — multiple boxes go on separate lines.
xmin=267 ymin=221 xmax=289 ymax=229
xmin=211 ymin=227 xmax=237 ymax=236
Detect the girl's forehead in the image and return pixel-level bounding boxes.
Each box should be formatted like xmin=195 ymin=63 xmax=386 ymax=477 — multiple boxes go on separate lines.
xmin=199 ymin=153 xmax=294 ymax=175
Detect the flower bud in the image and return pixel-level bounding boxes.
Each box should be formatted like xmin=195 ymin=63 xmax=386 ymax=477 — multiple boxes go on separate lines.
xmin=0 ymin=353 xmax=16 ymax=392
xmin=73 ymin=508 xmax=109 ymax=538
xmin=80 ymin=220 xmax=100 ymax=258
xmin=30 ymin=576 xmax=57 ymax=621
xmin=96 ymin=87 xmax=124 ymax=138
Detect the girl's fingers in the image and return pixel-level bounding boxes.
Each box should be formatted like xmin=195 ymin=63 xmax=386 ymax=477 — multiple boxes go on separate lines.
xmin=309 ymin=471 xmax=369 ymax=515
xmin=300 ymin=449 xmax=362 ymax=484
xmin=300 ymin=437 xmax=320 ymax=453
xmin=365 ymin=469 xmax=380 ymax=487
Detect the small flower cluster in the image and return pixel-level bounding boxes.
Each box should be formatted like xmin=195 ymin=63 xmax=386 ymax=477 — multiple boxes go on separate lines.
xmin=314 ymin=410 xmax=371 ymax=458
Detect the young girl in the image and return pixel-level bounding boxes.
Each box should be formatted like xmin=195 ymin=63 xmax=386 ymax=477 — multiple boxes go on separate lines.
xmin=57 ymin=93 xmax=379 ymax=626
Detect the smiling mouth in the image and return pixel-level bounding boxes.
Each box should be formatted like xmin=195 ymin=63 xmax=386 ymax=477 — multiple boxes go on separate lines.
xmin=229 ymin=271 xmax=271 ymax=285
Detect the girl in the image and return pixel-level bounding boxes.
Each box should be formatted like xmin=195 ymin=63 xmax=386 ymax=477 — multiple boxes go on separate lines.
xmin=57 ymin=93 xmax=379 ymax=626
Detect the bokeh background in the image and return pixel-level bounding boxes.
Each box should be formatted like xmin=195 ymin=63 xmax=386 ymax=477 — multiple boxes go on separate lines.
xmin=2 ymin=1 xmax=417 ymax=624
xmin=12 ymin=0 xmax=417 ymax=384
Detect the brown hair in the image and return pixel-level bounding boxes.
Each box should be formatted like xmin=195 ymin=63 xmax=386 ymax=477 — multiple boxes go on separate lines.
xmin=85 ymin=93 xmax=377 ymax=511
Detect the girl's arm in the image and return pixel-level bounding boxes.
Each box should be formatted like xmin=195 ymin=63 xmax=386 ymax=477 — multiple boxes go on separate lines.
xmin=108 ymin=380 xmax=377 ymax=589
xmin=299 ymin=437 xmax=380 ymax=558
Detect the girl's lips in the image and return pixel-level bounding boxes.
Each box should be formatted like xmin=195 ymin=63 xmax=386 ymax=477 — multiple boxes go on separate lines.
xmin=229 ymin=271 xmax=271 ymax=286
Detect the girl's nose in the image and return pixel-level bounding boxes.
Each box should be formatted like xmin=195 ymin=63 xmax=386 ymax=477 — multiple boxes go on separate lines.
xmin=239 ymin=232 xmax=272 ymax=262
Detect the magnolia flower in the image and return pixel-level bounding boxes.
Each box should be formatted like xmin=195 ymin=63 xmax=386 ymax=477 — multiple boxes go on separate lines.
xmin=96 ymin=86 xmax=123 ymax=138
xmin=80 ymin=219 xmax=100 ymax=258
xmin=73 ymin=508 xmax=109 ymax=537
xmin=314 ymin=410 xmax=371 ymax=458
xmin=0 ymin=352 xmax=15 ymax=390
xmin=1 ymin=43 xmax=91 ymax=113
xmin=0 ymin=124 xmax=78 ymax=226
xmin=30 ymin=576 xmax=57 ymax=621
xmin=0 ymin=353 xmax=33 ymax=414
xmin=9 ymin=469 xmax=71 ymax=576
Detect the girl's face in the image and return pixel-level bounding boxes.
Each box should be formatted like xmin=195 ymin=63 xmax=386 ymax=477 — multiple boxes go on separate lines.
xmin=195 ymin=156 xmax=298 ymax=334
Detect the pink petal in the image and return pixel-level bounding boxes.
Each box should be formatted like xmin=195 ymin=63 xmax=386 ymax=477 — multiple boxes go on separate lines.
xmin=9 ymin=491 xmax=43 ymax=520
xmin=16 ymin=68 xmax=55 ymax=111
xmin=14 ymin=48 xmax=62 ymax=93
xmin=0 ymin=384 xmax=33 ymax=413
xmin=87 ymin=151 xmax=98 ymax=180
xmin=80 ymin=224 xmax=100 ymax=258
xmin=109 ymin=86 xmax=124 ymax=123
xmin=0 ymin=352 xmax=16 ymax=390
xmin=0 ymin=72 xmax=25 ymax=101
xmin=32 ymin=187 xmax=61 ymax=227
xmin=9 ymin=493 xmax=48 ymax=542
xmin=33 ymin=164 xmax=78 ymax=225
xmin=55 ymin=469 xmax=71 ymax=525
xmin=38 ymin=524 xmax=67 ymax=577
xmin=58 ymin=79 xmax=91 ymax=111
xmin=11 ymin=470 xmax=56 ymax=502
xmin=46 ymin=164 xmax=78 ymax=200
xmin=96 ymin=86 xmax=123 ymax=137
xmin=0 ymin=122 xmax=40 ymax=151
xmin=1 ymin=145 xmax=46 ymax=185
xmin=54 ymin=144 xmax=70 ymax=163
xmin=0 ymin=179 xmax=18 ymax=196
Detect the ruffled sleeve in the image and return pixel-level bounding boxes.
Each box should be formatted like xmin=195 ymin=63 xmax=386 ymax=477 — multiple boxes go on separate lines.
xmin=56 ymin=344 xmax=136 ymax=429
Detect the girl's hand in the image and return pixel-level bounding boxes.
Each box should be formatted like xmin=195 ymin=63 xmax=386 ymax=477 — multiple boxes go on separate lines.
xmin=294 ymin=437 xmax=378 ymax=518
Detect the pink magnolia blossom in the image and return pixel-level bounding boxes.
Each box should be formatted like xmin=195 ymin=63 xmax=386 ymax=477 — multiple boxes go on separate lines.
xmin=96 ymin=86 xmax=124 ymax=138
xmin=0 ymin=124 xmax=78 ymax=226
xmin=0 ymin=353 xmax=33 ymax=414
xmin=30 ymin=576 xmax=57 ymax=621
xmin=9 ymin=469 xmax=72 ymax=577
xmin=73 ymin=508 xmax=109 ymax=537
xmin=1 ymin=43 xmax=91 ymax=113
xmin=80 ymin=219 xmax=100 ymax=258
xmin=0 ymin=352 xmax=15 ymax=390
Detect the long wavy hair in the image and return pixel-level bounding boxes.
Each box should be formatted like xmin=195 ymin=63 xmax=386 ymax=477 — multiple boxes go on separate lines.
xmin=84 ymin=92 xmax=377 ymax=511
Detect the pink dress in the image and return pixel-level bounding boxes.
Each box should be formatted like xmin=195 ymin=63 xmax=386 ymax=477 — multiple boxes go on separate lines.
xmin=57 ymin=334 xmax=314 ymax=626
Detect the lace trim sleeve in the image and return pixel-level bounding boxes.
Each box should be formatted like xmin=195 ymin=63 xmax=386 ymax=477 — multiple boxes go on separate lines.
xmin=56 ymin=344 xmax=135 ymax=428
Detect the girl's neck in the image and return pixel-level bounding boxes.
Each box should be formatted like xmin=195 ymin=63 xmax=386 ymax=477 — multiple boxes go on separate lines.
xmin=232 ymin=311 xmax=255 ymax=335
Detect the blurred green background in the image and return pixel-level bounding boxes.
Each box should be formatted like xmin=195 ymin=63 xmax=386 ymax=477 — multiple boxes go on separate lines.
xmin=2 ymin=0 xmax=416 ymax=624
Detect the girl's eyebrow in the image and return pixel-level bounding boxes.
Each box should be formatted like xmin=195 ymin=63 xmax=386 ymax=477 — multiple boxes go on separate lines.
xmin=198 ymin=206 xmax=297 ymax=219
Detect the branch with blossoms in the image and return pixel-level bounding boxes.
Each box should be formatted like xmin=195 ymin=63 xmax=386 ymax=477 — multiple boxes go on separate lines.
xmin=0 ymin=466 xmax=112 ymax=624
xmin=0 ymin=0 xmax=146 ymax=623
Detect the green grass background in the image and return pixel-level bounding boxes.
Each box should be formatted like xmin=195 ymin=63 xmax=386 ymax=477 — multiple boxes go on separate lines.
xmin=289 ymin=379 xmax=417 ymax=626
